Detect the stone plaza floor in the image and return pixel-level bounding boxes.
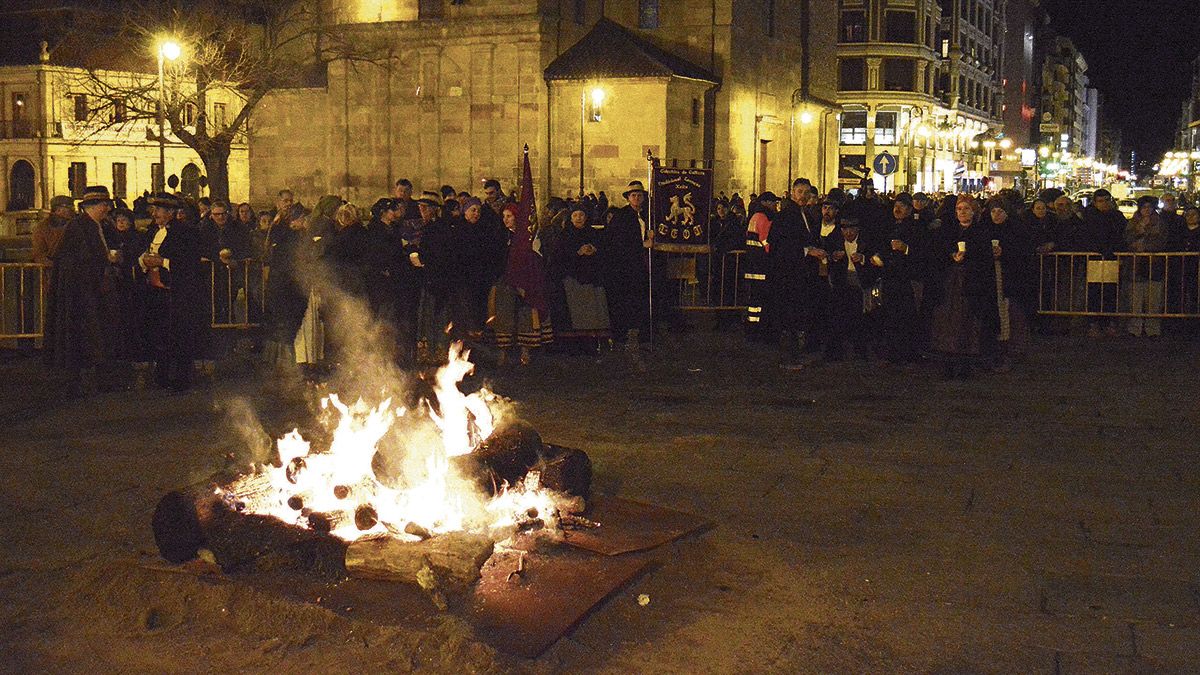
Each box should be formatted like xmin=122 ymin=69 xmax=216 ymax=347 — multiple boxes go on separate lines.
xmin=1 ymin=329 xmax=1198 ymax=672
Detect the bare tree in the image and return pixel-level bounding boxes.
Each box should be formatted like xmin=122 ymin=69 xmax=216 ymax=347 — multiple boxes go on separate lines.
xmin=74 ymin=0 xmax=389 ymax=201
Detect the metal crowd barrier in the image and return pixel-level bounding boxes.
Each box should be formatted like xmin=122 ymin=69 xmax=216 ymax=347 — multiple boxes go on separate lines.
xmin=0 ymin=263 xmax=46 ymax=341
xmin=1039 ymin=252 xmax=1200 ymax=318
xmin=666 ymin=249 xmax=746 ymax=311
xmin=204 ymin=258 xmax=267 ymax=328
xmin=0 ymin=260 xmax=268 ymax=343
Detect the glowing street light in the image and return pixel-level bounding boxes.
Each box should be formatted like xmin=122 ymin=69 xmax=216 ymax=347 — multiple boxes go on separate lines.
xmin=159 ymin=40 xmax=182 ymax=62
xmin=156 ymin=38 xmax=182 ymax=193
xmin=580 ymin=85 xmax=605 ymax=198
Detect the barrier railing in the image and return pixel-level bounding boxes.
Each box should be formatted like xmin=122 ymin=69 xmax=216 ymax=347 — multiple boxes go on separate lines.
xmin=0 ymin=263 xmax=46 ymax=340
xmin=1039 ymin=251 xmax=1200 ymax=318
xmin=667 ymin=249 xmax=746 ymax=311
xmin=0 ymin=260 xmax=268 ymax=342
xmin=204 ymin=258 xmax=267 ymax=329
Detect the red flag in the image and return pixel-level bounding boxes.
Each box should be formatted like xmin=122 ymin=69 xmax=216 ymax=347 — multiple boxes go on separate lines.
xmin=503 ymin=145 xmax=548 ymax=315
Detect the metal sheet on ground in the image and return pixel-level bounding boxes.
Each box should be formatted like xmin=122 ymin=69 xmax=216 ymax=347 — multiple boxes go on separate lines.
xmin=563 ymin=496 xmax=710 ymax=556
xmin=469 ymin=549 xmax=648 ymax=659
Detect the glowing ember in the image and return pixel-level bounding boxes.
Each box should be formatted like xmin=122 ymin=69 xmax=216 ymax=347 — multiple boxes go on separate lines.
xmin=223 ymin=342 xmax=574 ymax=544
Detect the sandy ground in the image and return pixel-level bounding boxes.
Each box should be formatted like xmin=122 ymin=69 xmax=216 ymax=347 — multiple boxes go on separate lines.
xmin=1 ymin=328 xmax=1198 ymax=673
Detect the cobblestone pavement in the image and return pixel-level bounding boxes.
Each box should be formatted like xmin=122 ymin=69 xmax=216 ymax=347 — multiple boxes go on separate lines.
xmin=1 ymin=331 xmax=1198 ymax=672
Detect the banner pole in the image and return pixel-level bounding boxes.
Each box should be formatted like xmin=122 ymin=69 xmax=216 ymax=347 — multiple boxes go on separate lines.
xmin=646 ymin=149 xmax=655 ymax=348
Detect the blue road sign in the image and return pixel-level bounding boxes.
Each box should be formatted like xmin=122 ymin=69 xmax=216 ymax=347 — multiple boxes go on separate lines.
xmin=873 ymin=152 xmax=897 ymax=176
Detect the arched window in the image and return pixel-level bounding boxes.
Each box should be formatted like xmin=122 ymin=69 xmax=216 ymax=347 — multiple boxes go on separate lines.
xmin=180 ymin=163 xmax=202 ymax=199
xmin=8 ymin=160 xmax=35 ymax=210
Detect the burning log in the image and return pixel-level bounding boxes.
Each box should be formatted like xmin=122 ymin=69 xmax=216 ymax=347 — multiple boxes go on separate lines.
xmin=151 ymin=479 xmax=347 ymax=579
xmin=535 ymin=445 xmax=592 ymax=501
xmin=451 ymin=422 xmax=592 ymax=499
xmin=307 ymin=510 xmax=350 ymax=534
xmin=453 ymin=420 xmax=544 ymax=491
xmin=344 ymin=531 xmax=494 ymax=592
xmin=354 ymin=504 xmax=378 ymax=531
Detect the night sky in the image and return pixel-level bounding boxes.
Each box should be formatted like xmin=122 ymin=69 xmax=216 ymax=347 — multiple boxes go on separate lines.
xmin=1041 ymin=0 xmax=1200 ymax=167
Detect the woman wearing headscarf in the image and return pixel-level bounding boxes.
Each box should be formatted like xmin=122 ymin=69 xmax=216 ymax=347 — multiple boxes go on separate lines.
xmin=264 ymin=203 xmax=319 ymax=372
xmin=490 ymin=202 xmax=552 ymax=365
xmin=308 ymin=194 xmax=344 ymax=258
xmin=929 ymin=195 xmax=1001 ymax=378
xmin=101 ymin=208 xmax=149 ymax=369
xmin=550 ymin=205 xmax=610 ymax=347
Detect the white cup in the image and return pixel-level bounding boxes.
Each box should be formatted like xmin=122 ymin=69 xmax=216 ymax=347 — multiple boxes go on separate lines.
xmin=957 ymin=241 xmax=967 ymax=253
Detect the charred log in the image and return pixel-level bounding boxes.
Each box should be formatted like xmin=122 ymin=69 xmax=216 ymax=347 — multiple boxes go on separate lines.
xmin=536 ymin=445 xmax=593 ymax=500
xmin=450 ymin=422 xmax=591 ymax=499
xmin=344 ymin=531 xmax=494 ymax=591
xmin=354 ymin=504 xmax=378 ymax=531
xmin=454 ymin=420 xmax=544 ymax=491
xmin=151 ymin=481 xmax=347 ymax=579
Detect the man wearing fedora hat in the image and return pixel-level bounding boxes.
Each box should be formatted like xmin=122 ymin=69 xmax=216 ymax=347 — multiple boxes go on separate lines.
xmin=44 ymin=186 xmax=113 ymax=392
xmin=605 ymin=180 xmax=656 ymax=352
xmin=139 ymin=192 xmax=204 ymax=391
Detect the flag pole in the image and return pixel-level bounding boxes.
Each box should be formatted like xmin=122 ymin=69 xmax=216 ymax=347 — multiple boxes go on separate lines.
xmin=645 ymin=149 xmax=655 ymax=348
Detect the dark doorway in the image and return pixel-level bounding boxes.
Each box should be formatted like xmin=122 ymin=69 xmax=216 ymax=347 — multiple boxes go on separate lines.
xmin=180 ymin=163 xmax=201 ymax=199
xmin=8 ymin=160 xmax=35 ymax=211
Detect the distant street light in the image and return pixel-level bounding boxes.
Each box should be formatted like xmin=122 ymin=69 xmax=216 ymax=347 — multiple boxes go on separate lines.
xmin=580 ymin=86 xmax=605 ymax=198
xmin=156 ymin=39 xmax=182 ymax=193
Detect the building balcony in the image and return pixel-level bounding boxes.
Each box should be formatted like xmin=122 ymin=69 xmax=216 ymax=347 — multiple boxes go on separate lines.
xmin=0 ymin=120 xmax=38 ymax=140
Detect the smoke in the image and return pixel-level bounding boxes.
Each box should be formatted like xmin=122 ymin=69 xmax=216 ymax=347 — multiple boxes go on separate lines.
xmin=217 ymin=397 xmax=274 ymax=467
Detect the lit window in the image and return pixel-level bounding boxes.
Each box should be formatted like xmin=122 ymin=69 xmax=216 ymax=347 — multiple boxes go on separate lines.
xmin=73 ymin=94 xmax=88 ymax=122
xmin=875 ymin=112 xmax=898 ymax=145
xmin=840 ymin=111 xmax=867 ymax=145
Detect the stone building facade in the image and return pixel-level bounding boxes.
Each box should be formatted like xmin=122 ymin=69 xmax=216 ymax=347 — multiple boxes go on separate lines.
xmin=249 ymin=0 xmax=841 ymax=207
xmin=0 ymin=62 xmax=249 ymax=234
xmin=833 ymin=0 xmax=1004 ymax=193
xmin=1039 ymin=36 xmax=1088 ymax=156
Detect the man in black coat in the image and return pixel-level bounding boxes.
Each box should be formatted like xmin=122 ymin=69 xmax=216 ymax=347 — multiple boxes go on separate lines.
xmin=823 ymin=215 xmax=880 ymax=361
xmin=1079 ymin=189 xmax=1127 ymax=336
xmin=199 ymin=199 xmax=251 ymax=327
xmin=138 ymin=192 xmax=204 ymax=391
xmin=769 ymin=178 xmax=827 ymax=368
xmin=870 ymin=193 xmax=927 ymax=364
xmin=604 ymin=180 xmax=653 ymax=351
xmin=44 ymin=186 xmax=112 ymax=391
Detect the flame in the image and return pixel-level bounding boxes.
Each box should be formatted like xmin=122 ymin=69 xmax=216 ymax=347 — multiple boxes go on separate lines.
xmin=223 ymin=341 xmax=568 ymax=545
xmin=428 ymin=342 xmax=494 ymax=457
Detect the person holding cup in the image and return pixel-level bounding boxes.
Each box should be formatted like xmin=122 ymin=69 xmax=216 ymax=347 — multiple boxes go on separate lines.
xmin=929 ymin=194 xmax=1001 ymax=378
xmin=869 ymin=193 xmax=927 ymax=365
xmin=101 ymin=208 xmax=149 ymax=367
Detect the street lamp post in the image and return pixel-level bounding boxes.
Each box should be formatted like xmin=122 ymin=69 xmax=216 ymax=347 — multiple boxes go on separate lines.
xmin=156 ymin=40 xmax=181 ymax=194
xmin=580 ymin=86 xmax=604 ymax=198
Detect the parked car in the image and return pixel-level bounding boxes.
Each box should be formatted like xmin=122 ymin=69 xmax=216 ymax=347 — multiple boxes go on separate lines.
xmin=1117 ymin=199 xmax=1138 ymax=218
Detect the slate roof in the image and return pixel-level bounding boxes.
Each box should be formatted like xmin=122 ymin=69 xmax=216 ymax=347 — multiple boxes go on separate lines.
xmin=544 ymin=18 xmax=719 ymax=84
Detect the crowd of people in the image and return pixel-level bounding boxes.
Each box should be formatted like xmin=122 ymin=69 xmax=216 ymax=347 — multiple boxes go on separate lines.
xmin=29 ymin=171 xmax=1200 ymax=394
xmin=30 ymin=175 xmax=669 ymax=393
xmin=734 ymin=179 xmax=1200 ymax=376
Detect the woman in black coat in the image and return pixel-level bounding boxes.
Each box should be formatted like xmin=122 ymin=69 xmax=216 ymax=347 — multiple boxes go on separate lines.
xmin=929 ymin=195 xmax=1000 ymax=378
xmin=995 ymin=198 xmax=1039 ymax=353
xmin=101 ymin=208 xmax=149 ymax=366
xmin=264 ymin=204 xmax=314 ymax=365
xmin=551 ymin=205 xmax=610 ymax=342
